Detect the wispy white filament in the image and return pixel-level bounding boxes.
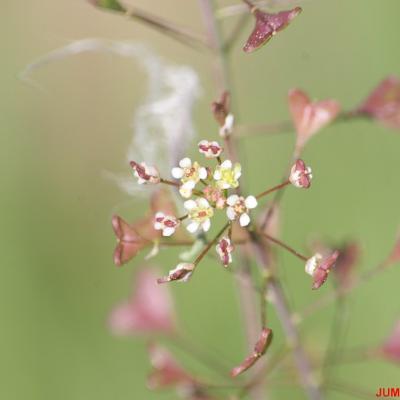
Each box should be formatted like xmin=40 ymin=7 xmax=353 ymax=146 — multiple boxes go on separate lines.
xmin=21 ymin=39 xmax=201 ymax=196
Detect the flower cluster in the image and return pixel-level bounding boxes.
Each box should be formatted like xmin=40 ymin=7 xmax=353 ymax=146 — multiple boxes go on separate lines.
xmin=127 ymin=140 xmax=263 ymax=275
xmin=113 ymin=136 xmax=338 ymax=289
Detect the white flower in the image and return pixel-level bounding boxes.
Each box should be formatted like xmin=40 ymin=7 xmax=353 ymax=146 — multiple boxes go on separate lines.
xmin=171 ymin=158 xmax=208 ymax=198
xmin=130 ymin=161 xmax=160 ymax=184
xmin=184 ymin=198 xmax=214 ymax=233
xmin=154 ymin=212 xmax=180 ymax=237
xmin=213 ymin=160 xmax=242 ymax=189
xmin=198 ymin=140 xmax=223 ymax=158
xmin=219 ymin=113 xmax=234 ymax=138
xmin=305 ymin=253 xmax=323 ymax=276
xmin=171 ymin=158 xmax=207 ymax=183
xmin=226 ymin=195 xmax=258 ymax=227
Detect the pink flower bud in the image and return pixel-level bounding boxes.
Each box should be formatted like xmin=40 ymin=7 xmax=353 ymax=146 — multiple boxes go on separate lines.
xmin=289 ymin=159 xmax=313 ymax=188
xmin=289 ymin=89 xmax=341 ymax=154
xmin=198 ymin=140 xmax=223 ymax=158
xmin=231 ymin=328 xmax=272 ymax=377
xmin=203 ymin=185 xmax=226 ymax=209
xmin=130 ymin=161 xmax=160 ymax=184
xmin=381 ymin=320 xmax=400 ymax=364
xmin=216 ymin=237 xmax=234 ymax=267
xmin=157 ymin=263 xmax=195 ymax=284
xmin=305 ymin=251 xmax=340 ymax=290
xmin=243 ymin=7 xmax=302 ymax=53
xmin=109 ymin=268 xmax=175 ymax=335
xmin=358 ymin=76 xmax=400 ymax=130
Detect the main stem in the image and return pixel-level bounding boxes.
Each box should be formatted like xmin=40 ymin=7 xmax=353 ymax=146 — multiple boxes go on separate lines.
xmin=252 ymin=235 xmax=323 ymax=400
xmin=198 ymin=2 xmax=263 ymax=399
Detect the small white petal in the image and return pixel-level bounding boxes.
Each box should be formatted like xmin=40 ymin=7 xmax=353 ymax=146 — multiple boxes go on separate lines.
xmin=305 ymin=253 xmax=322 ymax=276
xmin=202 ymin=219 xmax=211 ymax=232
xmin=171 ymin=167 xmax=183 ymax=179
xmin=154 ymin=222 xmax=163 ymax=230
xmin=221 ymin=159 xmax=232 ymax=169
xmin=163 ymin=227 xmax=175 ymax=237
xmin=245 ymin=195 xmax=258 ymax=209
xmin=199 ymin=167 xmax=208 ymax=180
xmin=155 ymin=212 xmax=164 ymax=218
xmin=179 ymin=187 xmax=192 ymax=198
xmin=225 ymin=114 xmax=234 ymax=130
xmin=184 ymin=200 xmax=197 ymax=210
xmin=227 ymin=195 xmax=239 ymax=206
xmin=197 ymin=198 xmax=210 ymax=208
xmin=226 ymin=207 xmax=236 ymax=220
xmin=179 ymin=157 xmax=191 ymax=168
xmin=185 ymin=180 xmax=196 ymax=189
xmin=220 ymin=182 xmax=230 ymax=189
xmin=137 ymin=178 xmax=146 ymax=184
xmin=198 ymin=140 xmax=207 ymax=146
xmin=213 ymin=170 xmax=221 ymax=180
xmin=187 ymin=221 xmax=200 ymax=233
xmin=239 ymin=213 xmax=250 ymax=227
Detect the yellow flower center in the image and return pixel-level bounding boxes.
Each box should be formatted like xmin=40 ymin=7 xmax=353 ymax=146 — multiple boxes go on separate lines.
xmin=190 ymin=206 xmax=214 ymax=222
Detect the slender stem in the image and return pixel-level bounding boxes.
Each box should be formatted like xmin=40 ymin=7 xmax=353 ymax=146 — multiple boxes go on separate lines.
xmin=259 ymin=274 xmax=269 ymax=327
xmin=160 ymin=178 xmax=180 ymax=187
xmin=169 ymin=333 xmax=231 ymax=380
xmin=242 ymin=0 xmax=255 ymax=9
xmin=194 ymin=222 xmax=230 ymax=265
xmin=321 ymin=295 xmax=348 ymax=391
xmin=198 ymin=0 xmax=230 ymax=92
xmin=216 ymin=1 xmax=270 ymax=19
xmin=236 ymin=111 xmax=367 ymax=139
xmin=223 ymin=13 xmax=250 ymax=54
xmin=178 ymin=214 xmax=188 ymax=221
xmin=261 ymin=233 xmax=308 ymax=262
xmin=159 ymin=240 xmax=193 ymax=247
xmin=123 ymin=6 xmax=210 ymax=50
xmin=198 ymin=4 xmax=265 ymax=399
xmin=160 ymin=178 xmax=204 ymax=197
xmin=256 ymin=180 xmax=291 ymax=200
xmin=236 ymin=120 xmax=293 ymax=138
xmin=251 ymin=235 xmax=323 ymax=400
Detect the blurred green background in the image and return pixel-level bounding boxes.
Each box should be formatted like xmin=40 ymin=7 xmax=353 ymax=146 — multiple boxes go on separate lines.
xmin=1 ymin=1 xmax=399 ymax=399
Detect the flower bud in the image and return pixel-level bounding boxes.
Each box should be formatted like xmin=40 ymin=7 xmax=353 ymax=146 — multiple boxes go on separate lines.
xmin=216 ymin=237 xmax=234 ymax=267
xmin=130 ymin=161 xmax=160 ymax=184
xmin=305 ymin=251 xmax=339 ymax=290
xmin=198 ymin=140 xmax=223 ymax=158
xmin=289 ymin=159 xmax=313 ymax=188
xmin=157 ymin=263 xmax=195 ymax=284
